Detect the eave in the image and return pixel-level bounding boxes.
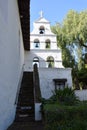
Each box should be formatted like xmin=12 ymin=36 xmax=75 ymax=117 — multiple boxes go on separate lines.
xmin=18 ymin=0 xmax=30 ymax=50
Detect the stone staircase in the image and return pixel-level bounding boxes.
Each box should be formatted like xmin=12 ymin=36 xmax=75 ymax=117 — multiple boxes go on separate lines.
xmin=7 ymin=71 xmax=44 ymax=130
xmin=15 ymin=72 xmax=34 ymax=122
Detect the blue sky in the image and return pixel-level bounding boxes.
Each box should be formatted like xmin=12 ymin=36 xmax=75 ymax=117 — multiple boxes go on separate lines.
xmin=30 ymin=0 xmax=87 ymax=31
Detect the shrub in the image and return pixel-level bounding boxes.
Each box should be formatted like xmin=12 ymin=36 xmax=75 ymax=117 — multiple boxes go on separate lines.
xmin=50 ymin=87 xmax=79 ymax=105
xmin=41 ymin=87 xmax=87 ymax=130
xmin=44 ymin=103 xmax=87 ymax=130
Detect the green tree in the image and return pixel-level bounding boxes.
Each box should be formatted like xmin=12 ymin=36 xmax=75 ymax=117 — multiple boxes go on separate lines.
xmin=62 ymin=10 xmax=87 ymax=70
xmin=63 ymin=10 xmax=87 ymax=48
xmin=51 ymin=10 xmax=87 ymax=89
xmin=51 ymin=22 xmax=75 ymax=68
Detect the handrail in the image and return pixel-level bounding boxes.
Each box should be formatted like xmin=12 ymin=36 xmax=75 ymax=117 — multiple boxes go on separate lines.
xmin=33 ymin=64 xmax=41 ymax=103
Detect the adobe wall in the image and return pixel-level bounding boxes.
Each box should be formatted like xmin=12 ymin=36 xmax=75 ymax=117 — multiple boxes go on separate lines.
xmin=38 ymin=68 xmax=72 ymax=99
xmin=0 ymin=0 xmax=24 ymax=129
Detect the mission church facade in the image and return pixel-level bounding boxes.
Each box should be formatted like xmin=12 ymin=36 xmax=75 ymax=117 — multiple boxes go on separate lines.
xmin=1 ymin=1 xmax=87 ymax=129
xmin=25 ymin=11 xmax=63 ymax=69
xmin=24 ymin=12 xmax=72 ymax=99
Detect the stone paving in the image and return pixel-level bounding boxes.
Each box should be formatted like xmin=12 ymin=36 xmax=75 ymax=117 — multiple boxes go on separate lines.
xmin=7 ymin=121 xmax=44 ymax=130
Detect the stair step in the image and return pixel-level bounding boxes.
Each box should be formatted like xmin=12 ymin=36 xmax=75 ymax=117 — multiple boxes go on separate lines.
xmin=15 ymin=72 xmax=35 ymax=122
xmin=18 ymin=98 xmax=34 ymax=102
xmin=19 ymin=93 xmax=34 ymax=96
xmin=16 ymin=110 xmax=34 ymax=115
xmin=16 ymin=109 xmax=34 ymax=114
xmin=20 ymin=106 xmax=32 ymax=109
xmin=17 ymin=106 xmax=34 ymax=110
xmin=20 ymin=89 xmax=33 ymax=92
xmin=18 ymin=101 xmax=34 ymax=104
xmin=18 ymin=96 xmax=34 ymax=99
xmin=15 ymin=114 xmax=35 ymax=122
xmin=17 ymin=102 xmax=34 ymax=106
xmin=18 ymin=114 xmax=29 ymax=117
xmin=17 ymin=106 xmax=34 ymax=111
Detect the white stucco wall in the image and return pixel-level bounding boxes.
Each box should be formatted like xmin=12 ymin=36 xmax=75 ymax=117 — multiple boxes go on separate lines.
xmin=26 ymin=15 xmax=64 ymax=71
xmin=30 ymin=35 xmax=58 ymax=50
xmin=35 ymin=103 xmax=42 ymax=121
xmin=38 ymin=68 xmax=72 ymax=99
xmin=24 ymin=50 xmax=63 ymax=71
xmin=30 ymin=17 xmax=58 ymax=50
xmin=31 ymin=17 xmax=53 ymax=35
xmin=75 ymin=90 xmax=87 ymax=101
xmin=0 ymin=0 xmax=24 ymax=130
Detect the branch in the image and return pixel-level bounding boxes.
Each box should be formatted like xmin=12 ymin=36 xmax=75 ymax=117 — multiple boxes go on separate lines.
xmin=79 ymin=39 xmax=87 ymax=48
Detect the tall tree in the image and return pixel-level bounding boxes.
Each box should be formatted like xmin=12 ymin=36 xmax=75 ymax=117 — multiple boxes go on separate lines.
xmin=52 ymin=10 xmax=87 ymax=68
xmin=51 ymin=10 xmax=87 ymax=89
xmin=51 ymin=22 xmax=75 ymax=68
xmin=62 ymin=10 xmax=87 ymax=48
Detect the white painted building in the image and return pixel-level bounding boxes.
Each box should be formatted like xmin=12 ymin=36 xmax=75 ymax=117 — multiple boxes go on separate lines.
xmin=24 ymin=12 xmax=64 ymax=70
xmin=0 ymin=2 xmax=86 ymax=129
xmin=24 ymin=12 xmax=72 ymax=99
xmin=0 ymin=0 xmax=29 ymax=130
xmin=39 ymin=68 xmax=72 ymax=99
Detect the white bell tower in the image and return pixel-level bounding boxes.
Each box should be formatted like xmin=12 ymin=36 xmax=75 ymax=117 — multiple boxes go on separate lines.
xmin=25 ymin=12 xmax=64 ymax=70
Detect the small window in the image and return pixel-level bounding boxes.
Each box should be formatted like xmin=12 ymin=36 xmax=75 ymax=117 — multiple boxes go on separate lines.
xmin=39 ymin=26 xmax=45 ymax=34
xmin=34 ymin=39 xmax=40 ymax=48
xmin=45 ymin=39 xmax=51 ymax=49
xmin=53 ymin=79 xmax=67 ymax=90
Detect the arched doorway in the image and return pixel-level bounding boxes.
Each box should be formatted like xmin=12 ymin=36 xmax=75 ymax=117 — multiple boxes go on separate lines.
xmin=33 ymin=57 xmax=39 ymax=67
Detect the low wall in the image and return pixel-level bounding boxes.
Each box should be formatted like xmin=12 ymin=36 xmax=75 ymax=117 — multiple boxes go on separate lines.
xmin=75 ymin=90 xmax=87 ymax=101
xmin=39 ymin=68 xmax=72 ymax=99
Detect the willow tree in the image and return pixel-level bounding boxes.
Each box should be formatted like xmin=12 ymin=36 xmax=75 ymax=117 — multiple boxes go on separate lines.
xmin=51 ymin=22 xmax=75 ymax=68
xmin=52 ymin=10 xmax=87 ymax=67
xmin=63 ymin=10 xmax=87 ymax=48
xmin=51 ymin=10 xmax=87 ymax=89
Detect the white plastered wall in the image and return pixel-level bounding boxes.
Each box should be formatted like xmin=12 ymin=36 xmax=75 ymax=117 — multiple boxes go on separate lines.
xmin=0 ymin=0 xmax=24 ymax=130
xmin=75 ymin=90 xmax=87 ymax=101
xmin=38 ymin=68 xmax=72 ymax=99
xmin=24 ymin=50 xmax=63 ymax=71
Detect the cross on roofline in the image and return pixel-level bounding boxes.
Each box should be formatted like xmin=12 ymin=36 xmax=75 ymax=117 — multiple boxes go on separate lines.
xmin=40 ymin=11 xmax=43 ymax=18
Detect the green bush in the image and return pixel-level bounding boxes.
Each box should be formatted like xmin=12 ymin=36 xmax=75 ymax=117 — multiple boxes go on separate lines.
xmin=41 ymin=88 xmax=87 ymax=130
xmin=50 ymin=87 xmax=79 ymax=105
xmin=41 ymin=87 xmax=79 ymax=106
xmin=44 ymin=103 xmax=87 ymax=130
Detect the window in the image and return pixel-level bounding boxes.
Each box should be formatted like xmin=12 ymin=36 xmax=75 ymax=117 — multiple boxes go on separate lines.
xmin=45 ymin=39 xmax=51 ymax=49
xmin=34 ymin=39 xmax=40 ymax=48
xmin=53 ymin=79 xmax=67 ymax=90
xmin=33 ymin=57 xmax=39 ymax=67
xmin=39 ymin=26 xmax=45 ymax=34
xmin=47 ymin=56 xmax=54 ymax=68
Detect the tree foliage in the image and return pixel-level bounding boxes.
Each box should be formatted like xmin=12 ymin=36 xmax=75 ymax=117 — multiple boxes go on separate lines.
xmin=62 ymin=10 xmax=87 ymax=48
xmin=51 ymin=10 xmax=87 ymax=89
